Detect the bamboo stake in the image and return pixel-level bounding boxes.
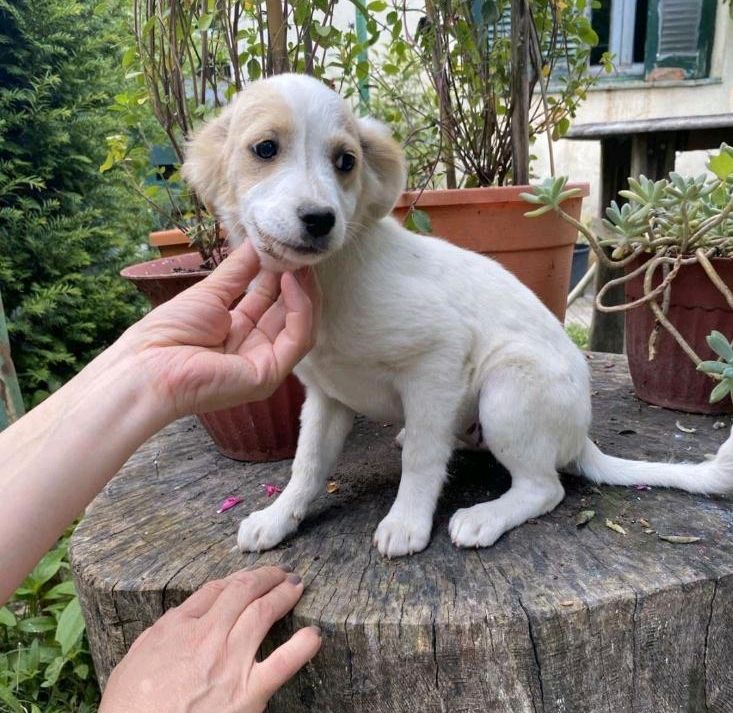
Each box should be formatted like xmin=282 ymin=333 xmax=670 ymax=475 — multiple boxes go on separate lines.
xmin=0 ymin=290 xmax=24 ymax=430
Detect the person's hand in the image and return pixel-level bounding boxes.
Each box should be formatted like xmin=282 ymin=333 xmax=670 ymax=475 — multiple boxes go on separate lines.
xmin=99 ymin=566 xmax=321 ymax=713
xmin=122 ymin=241 xmax=319 ymax=418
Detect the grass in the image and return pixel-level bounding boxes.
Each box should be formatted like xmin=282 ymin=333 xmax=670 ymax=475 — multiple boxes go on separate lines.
xmin=566 ymin=322 xmax=589 ymax=350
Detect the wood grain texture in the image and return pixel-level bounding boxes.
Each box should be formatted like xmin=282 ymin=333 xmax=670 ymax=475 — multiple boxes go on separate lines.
xmin=70 ymin=353 xmax=733 ymax=712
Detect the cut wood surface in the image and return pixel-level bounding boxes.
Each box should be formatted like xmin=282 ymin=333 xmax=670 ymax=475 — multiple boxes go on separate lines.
xmin=70 ymin=353 xmax=733 ymax=713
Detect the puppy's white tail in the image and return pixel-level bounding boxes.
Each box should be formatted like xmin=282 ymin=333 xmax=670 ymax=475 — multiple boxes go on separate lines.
xmin=574 ymin=428 xmax=733 ymax=495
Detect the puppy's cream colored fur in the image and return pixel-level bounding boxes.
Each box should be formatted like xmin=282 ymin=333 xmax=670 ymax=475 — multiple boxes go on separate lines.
xmin=184 ymin=74 xmax=733 ymax=558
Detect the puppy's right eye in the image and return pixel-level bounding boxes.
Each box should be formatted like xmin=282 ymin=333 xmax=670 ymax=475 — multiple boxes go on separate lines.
xmin=252 ymin=140 xmax=278 ymax=160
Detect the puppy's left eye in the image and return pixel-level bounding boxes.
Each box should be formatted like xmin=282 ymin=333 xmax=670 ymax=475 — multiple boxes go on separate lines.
xmin=335 ymin=152 xmax=356 ymax=173
xmin=253 ymin=140 xmax=278 ymax=160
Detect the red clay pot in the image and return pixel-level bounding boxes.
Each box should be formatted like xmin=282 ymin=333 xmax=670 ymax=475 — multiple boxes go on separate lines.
xmin=120 ymin=252 xmax=209 ymax=307
xmin=198 ymin=376 xmax=305 ymax=461
xmin=625 ymin=256 xmax=733 ymax=414
xmin=149 ymin=228 xmax=193 ymax=258
xmin=392 ymin=184 xmax=590 ymax=321
xmin=121 ymin=252 xmax=305 ymax=461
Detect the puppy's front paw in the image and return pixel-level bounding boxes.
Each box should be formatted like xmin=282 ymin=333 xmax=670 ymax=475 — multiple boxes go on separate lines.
xmin=449 ymin=507 xmax=504 ymax=549
xmin=373 ymin=514 xmax=432 ymax=558
xmin=237 ymin=507 xmax=298 ymax=552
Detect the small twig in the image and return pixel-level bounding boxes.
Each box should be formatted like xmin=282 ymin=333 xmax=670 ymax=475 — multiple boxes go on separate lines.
xmin=595 ymin=252 xmax=684 ymax=314
xmin=526 ymin=0 xmax=555 ymax=177
xmin=550 ymin=209 xmax=642 ymax=269
xmin=644 ymin=264 xmax=702 ymax=366
xmin=696 ymin=248 xmax=733 ymax=310
xmin=566 ymin=262 xmax=596 ymax=306
xmin=647 ymin=262 xmax=671 ymax=361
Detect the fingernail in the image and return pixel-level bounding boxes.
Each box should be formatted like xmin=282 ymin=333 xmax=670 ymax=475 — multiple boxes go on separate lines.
xmin=279 ymin=563 xmax=294 ymax=573
xmin=310 ymin=625 xmax=322 ymax=637
xmin=287 ymin=573 xmax=302 ymax=585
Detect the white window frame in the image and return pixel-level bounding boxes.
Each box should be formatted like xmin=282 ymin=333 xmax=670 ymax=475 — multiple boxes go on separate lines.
xmin=591 ymin=0 xmax=645 ymax=76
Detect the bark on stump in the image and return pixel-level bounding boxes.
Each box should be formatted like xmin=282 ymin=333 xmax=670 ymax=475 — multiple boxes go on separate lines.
xmin=70 ymin=354 xmax=733 ymax=712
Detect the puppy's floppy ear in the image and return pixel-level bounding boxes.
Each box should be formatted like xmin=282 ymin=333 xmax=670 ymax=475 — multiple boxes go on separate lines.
xmin=358 ymin=117 xmax=406 ymax=219
xmin=182 ymin=102 xmax=236 ymax=213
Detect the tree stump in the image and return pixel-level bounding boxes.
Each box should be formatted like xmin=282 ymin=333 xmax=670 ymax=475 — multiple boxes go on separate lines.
xmin=70 ymin=354 xmax=733 ymax=712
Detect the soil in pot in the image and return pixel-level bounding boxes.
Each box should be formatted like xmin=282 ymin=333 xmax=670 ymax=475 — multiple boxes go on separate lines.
xmin=392 ymin=184 xmax=589 ymax=321
xmin=121 ymin=251 xmax=305 ymax=460
xmin=625 ymin=256 xmax=733 ymax=414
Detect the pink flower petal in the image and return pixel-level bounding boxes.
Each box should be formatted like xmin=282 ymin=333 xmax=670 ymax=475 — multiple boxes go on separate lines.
xmin=217 ymin=496 xmax=243 ymax=513
xmin=262 ymin=483 xmax=283 ymax=498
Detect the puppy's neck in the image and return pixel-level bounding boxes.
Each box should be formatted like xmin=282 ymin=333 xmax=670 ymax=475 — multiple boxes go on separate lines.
xmin=314 ymin=217 xmax=386 ymax=288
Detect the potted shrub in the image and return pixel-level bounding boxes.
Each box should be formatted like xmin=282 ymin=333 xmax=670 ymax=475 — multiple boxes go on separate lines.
xmin=109 ymin=0 xmax=371 ymax=460
xmin=522 ymin=145 xmax=733 ymax=414
xmin=367 ymin=0 xmax=610 ymax=320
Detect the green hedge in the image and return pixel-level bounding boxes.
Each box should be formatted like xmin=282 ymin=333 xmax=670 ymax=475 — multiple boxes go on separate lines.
xmin=0 ymin=0 xmax=152 ymax=408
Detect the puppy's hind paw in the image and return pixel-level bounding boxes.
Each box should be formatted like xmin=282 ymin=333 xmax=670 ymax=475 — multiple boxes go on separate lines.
xmin=373 ymin=514 xmax=431 ymax=558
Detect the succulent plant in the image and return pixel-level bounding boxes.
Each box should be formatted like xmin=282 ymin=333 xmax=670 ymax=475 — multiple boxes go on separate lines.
xmin=522 ymin=144 xmax=733 ymax=405
xmin=698 ymin=331 xmax=733 ymax=405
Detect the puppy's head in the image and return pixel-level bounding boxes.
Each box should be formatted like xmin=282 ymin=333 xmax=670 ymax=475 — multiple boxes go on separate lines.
xmin=182 ymin=74 xmax=406 ymax=271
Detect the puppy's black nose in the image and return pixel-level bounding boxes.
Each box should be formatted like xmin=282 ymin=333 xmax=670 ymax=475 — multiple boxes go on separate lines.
xmin=299 ymin=208 xmax=335 ymax=240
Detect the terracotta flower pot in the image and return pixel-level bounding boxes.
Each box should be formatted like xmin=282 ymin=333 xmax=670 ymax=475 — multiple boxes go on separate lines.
xmin=149 ymin=228 xmax=193 ymax=258
xmin=121 ymin=251 xmax=305 ymax=461
xmin=120 ymin=251 xmax=209 ymax=306
xmin=392 ymin=184 xmax=590 ymax=321
xmin=624 ymin=256 xmax=733 ymax=414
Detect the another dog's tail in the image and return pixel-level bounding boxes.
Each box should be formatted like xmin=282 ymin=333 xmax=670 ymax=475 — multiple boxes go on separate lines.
xmin=573 ymin=428 xmax=733 ymax=495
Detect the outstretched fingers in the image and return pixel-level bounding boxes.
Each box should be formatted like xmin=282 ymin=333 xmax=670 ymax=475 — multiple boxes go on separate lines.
xmin=194 ymin=241 xmax=263 ymax=308
xmin=220 ymin=267 xmax=318 ymax=402
xmin=232 ymin=575 xmax=305 ymax=655
xmin=251 ymin=626 xmax=322 ymax=703
xmin=269 ymin=270 xmax=318 ymax=373
xmin=177 ymin=567 xmax=288 ymax=621
xmin=232 ymin=269 xmax=281 ymax=328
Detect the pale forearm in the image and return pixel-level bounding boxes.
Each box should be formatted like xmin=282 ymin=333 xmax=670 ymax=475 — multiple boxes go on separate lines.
xmin=0 ymin=245 xmax=317 ymax=604
xmin=0 ymin=340 xmax=171 ymax=603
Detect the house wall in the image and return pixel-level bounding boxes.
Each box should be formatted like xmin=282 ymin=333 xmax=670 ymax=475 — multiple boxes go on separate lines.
xmin=532 ymin=2 xmax=733 ymax=217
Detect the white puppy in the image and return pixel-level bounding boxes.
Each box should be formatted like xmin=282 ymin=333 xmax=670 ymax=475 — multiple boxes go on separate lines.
xmin=183 ymin=74 xmax=733 ymax=558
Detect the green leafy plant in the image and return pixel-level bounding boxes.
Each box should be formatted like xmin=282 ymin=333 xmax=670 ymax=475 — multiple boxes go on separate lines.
xmin=363 ymin=43 xmax=443 ymax=191
xmin=523 ymin=144 xmax=733 ymax=404
xmin=565 ymin=322 xmax=589 ymax=350
xmin=0 ymin=0 xmax=152 ymax=407
xmin=368 ymin=0 xmax=612 ymax=191
xmin=0 ymin=532 xmax=99 ymax=713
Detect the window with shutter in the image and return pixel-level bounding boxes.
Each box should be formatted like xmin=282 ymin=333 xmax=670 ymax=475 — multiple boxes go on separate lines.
xmin=644 ymin=0 xmax=717 ymax=80
xmin=591 ymin=0 xmax=648 ymax=76
xmin=480 ymin=0 xmax=582 ymax=77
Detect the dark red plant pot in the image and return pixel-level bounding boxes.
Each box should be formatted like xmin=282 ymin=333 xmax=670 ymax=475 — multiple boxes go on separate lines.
xmin=121 ymin=251 xmax=305 ymax=461
xmin=625 ymin=256 xmax=733 ymax=414
xmin=120 ymin=252 xmax=210 ymax=307
xmin=198 ymin=376 xmax=305 ymax=461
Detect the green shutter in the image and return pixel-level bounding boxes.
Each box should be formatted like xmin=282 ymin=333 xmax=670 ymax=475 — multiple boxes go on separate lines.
xmin=645 ymin=0 xmax=717 ymax=79
xmin=479 ymin=0 xmax=580 ymax=75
